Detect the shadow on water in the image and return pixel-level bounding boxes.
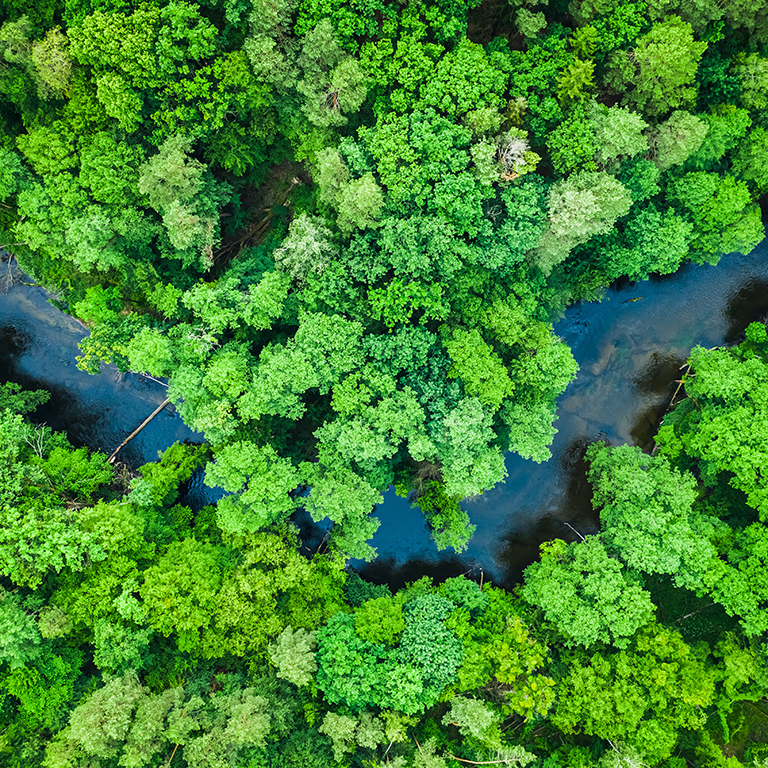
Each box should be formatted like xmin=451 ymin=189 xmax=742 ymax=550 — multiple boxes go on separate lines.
xmin=0 ymin=324 xmax=31 ymax=357
xmin=629 ymin=351 xmax=686 ymax=449
xmin=491 ymin=437 xmax=602 ymax=590
xmin=360 ymin=245 xmax=768 ymax=588
xmin=358 ymin=556 xmax=474 ymax=593
xmin=723 ymin=278 xmax=768 ymax=343
xmin=633 ymin=351 xmax=687 ymax=396
xmin=0 ymin=278 xmax=205 ymax=467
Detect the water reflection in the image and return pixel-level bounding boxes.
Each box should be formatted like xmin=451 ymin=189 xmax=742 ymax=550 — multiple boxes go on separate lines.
xmin=629 ymin=351 xmax=686 ymax=448
xmin=362 ymin=247 xmax=768 ymax=587
xmin=359 ymin=555 xmax=474 ymax=593
xmin=633 ymin=352 xmax=687 ymax=396
xmin=723 ymin=277 xmax=768 ymax=343
xmin=491 ymin=437 xmax=602 ymax=590
xmin=0 ymin=277 xmax=204 ymax=466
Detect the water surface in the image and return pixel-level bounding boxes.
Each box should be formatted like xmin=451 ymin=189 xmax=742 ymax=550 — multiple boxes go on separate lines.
xmin=0 ymin=269 xmax=203 ymax=468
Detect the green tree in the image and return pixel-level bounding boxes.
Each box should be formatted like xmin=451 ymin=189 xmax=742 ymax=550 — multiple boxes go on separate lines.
xmin=92 ymin=619 xmax=153 ymax=674
xmin=442 ymin=697 xmax=501 ymax=748
xmin=414 ymin=480 xmax=476 ymax=553
xmin=522 ymin=537 xmax=655 ymax=648
xmin=732 ymin=52 xmax=768 ymax=110
xmin=651 ymin=110 xmax=708 ymax=170
xmin=732 ymin=126 xmax=768 ymax=192
xmin=140 ymin=538 xmax=223 ymax=652
xmin=531 ymin=170 xmax=632 ymax=274
xmin=297 ymin=19 xmax=367 ymax=128
xmin=354 ymin=595 xmax=406 ymax=645
xmin=596 ymin=203 xmax=693 ymax=280
xmin=268 ymin=626 xmax=318 ymax=686
xmin=0 ymin=588 xmax=42 ymax=669
xmin=138 ymin=134 xmax=230 ymax=268
xmin=546 ymin=106 xmax=598 ymax=175
xmin=586 ymin=444 xmax=717 ymax=592
xmin=336 ymin=173 xmax=384 ymax=233
xmin=607 ymin=17 xmax=707 ymax=117
xmin=205 ymin=441 xmax=301 ymax=534
xmin=0 ymin=401 xmax=116 ymax=588
xmin=319 ymin=711 xmax=358 ymax=761
xmin=668 ymin=171 xmax=763 ymax=263
xmin=444 ymin=328 xmax=514 ymax=412
xmin=687 ymin=105 xmax=751 ymax=170
xmin=274 ymin=212 xmax=338 ymax=284
xmin=588 ymin=101 xmax=648 ymax=166
xmin=45 ymin=671 xmax=279 ymax=768
xmin=656 ymin=326 xmax=768 ymax=521
xmin=30 ymin=26 xmax=72 ymax=98
xmin=710 ymin=523 xmax=768 ymax=635
xmin=552 ymin=624 xmax=717 ymax=764
xmin=557 ymin=58 xmax=595 ymax=104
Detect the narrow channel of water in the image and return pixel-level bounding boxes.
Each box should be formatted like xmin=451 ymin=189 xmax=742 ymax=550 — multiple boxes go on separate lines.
xmin=1 ymin=249 xmax=767 ymax=588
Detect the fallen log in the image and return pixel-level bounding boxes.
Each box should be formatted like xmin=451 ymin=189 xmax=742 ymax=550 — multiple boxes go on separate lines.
xmin=108 ymin=398 xmax=171 ymax=464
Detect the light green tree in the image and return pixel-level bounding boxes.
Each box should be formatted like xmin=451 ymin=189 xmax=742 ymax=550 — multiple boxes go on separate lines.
xmin=442 ymin=697 xmax=501 ymax=748
xmin=531 ymin=170 xmax=632 ymax=274
xmin=319 ymin=712 xmax=358 ymax=761
xmin=522 ymin=537 xmax=655 ymax=648
xmin=0 ymin=588 xmax=42 ymax=669
xmin=588 ymin=102 xmax=648 ymax=166
xmin=607 ymin=18 xmax=707 ymax=117
xmin=268 ymin=626 xmax=318 ymax=686
xmin=140 ymin=538 xmax=222 ymax=651
xmin=297 ymin=19 xmax=367 ymax=128
xmin=273 ymin=213 xmax=338 ymax=284
xmin=651 ymin=110 xmax=708 ymax=170
xmin=205 ymin=441 xmax=300 ymax=534
xmin=31 ymin=26 xmax=72 ymax=98
xmin=732 ymin=52 xmax=768 ymax=110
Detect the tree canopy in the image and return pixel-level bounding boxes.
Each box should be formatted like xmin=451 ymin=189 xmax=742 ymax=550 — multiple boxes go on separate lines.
xmin=0 ymin=0 xmax=767 ymax=761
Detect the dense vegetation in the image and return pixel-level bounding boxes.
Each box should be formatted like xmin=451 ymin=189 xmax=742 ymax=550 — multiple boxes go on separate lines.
xmin=1 ymin=0 xmax=768 ymax=762
xmin=2 ymin=0 xmax=767 ymax=555
xmin=0 ymin=325 xmax=767 ymax=766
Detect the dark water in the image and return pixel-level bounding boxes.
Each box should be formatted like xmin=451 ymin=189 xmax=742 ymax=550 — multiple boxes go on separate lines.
xmin=0 ymin=269 xmax=204 ymax=468
xmin=1 ymin=250 xmax=767 ymax=588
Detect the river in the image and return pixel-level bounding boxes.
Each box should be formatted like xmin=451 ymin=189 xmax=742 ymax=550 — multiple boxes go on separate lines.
xmin=1 ymin=249 xmax=767 ymax=588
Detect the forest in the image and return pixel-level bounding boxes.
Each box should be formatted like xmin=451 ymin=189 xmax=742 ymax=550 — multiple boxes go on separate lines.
xmin=0 ymin=0 xmax=767 ymax=762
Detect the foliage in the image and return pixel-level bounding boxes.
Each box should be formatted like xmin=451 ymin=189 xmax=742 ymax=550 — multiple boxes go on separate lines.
xmin=656 ymin=328 xmax=768 ymax=522
xmin=522 ymin=537 xmax=655 ymax=648
xmin=315 ymin=591 xmax=463 ymax=713
xmin=667 ymin=171 xmax=763 ymax=264
xmin=531 ymin=170 xmax=632 ymax=274
xmin=607 ymin=17 xmax=707 ymax=117
xmin=553 ymin=624 xmax=717 ymax=763
xmin=268 ymin=626 xmax=318 ymax=686
xmin=0 ymin=375 xmax=767 ymax=767
xmin=5 ymin=0 xmax=755 ymax=565
xmin=0 ymin=0 xmax=767 ymax=759
xmin=651 ymin=110 xmax=708 ymax=171
xmin=586 ymin=444 xmax=716 ymax=592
